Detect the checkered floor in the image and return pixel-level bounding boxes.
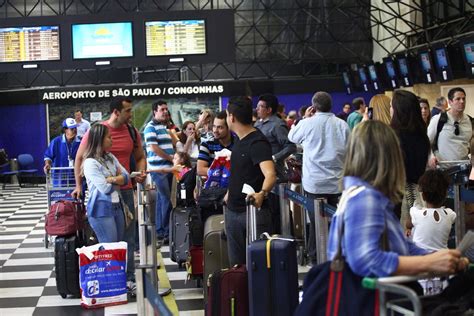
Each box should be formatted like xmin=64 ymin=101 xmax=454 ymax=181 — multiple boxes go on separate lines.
xmin=0 ymin=186 xmax=310 ymax=316
xmin=0 ymin=186 xmax=205 ymax=316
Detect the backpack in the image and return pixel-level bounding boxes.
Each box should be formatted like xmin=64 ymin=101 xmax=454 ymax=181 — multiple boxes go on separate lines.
xmin=432 ymin=112 xmax=474 ymax=152
xmin=126 ymin=124 xmax=138 ymax=172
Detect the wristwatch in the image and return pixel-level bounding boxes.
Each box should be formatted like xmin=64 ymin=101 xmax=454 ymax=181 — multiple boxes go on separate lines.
xmin=261 ymin=189 xmax=269 ymax=198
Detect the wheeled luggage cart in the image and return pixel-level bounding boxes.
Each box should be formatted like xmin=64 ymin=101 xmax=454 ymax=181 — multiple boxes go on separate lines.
xmin=44 ymin=167 xmax=77 ymax=248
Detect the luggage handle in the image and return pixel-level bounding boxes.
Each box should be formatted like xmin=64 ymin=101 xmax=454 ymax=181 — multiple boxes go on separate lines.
xmin=246 ymin=196 xmax=258 ymax=245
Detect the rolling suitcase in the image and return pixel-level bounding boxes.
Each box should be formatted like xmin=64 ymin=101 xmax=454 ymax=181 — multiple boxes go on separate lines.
xmin=203 ymin=214 xmax=230 ymax=302
xmin=54 ymin=235 xmax=84 ymax=298
xmin=205 ymin=199 xmax=259 ymax=316
xmin=206 ymin=265 xmax=248 ymax=316
xmin=170 ymin=206 xmax=192 ymax=265
xmin=248 ymin=236 xmax=299 ymax=316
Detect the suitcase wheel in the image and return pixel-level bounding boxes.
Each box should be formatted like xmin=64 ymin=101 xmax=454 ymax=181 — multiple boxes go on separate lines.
xmin=60 ymin=293 xmax=67 ymax=299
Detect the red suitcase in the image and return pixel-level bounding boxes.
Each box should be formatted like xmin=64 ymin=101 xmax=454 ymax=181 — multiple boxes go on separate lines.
xmin=206 ymin=265 xmax=248 ymax=316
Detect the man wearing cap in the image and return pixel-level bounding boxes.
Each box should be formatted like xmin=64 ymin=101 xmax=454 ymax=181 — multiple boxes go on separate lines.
xmin=43 ymin=118 xmax=81 ymax=174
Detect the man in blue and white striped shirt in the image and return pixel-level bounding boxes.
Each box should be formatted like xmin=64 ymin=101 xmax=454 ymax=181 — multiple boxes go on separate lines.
xmin=144 ymin=100 xmax=176 ymax=242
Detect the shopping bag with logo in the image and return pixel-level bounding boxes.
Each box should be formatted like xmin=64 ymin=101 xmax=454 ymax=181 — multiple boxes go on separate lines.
xmin=76 ymin=242 xmax=128 ymax=309
xmin=204 ymin=149 xmax=231 ymax=189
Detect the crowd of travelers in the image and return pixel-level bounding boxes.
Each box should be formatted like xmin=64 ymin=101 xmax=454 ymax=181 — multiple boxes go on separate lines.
xmin=43 ymin=87 xmax=472 ymax=298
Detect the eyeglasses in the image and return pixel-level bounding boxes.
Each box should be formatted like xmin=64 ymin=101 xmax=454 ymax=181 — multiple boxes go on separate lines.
xmin=454 ymin=121 xmax=459 ymax=136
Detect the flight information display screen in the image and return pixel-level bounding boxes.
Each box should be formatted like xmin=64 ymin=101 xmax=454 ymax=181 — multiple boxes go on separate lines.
xmin=145 ymin=20 xmax=206 ymax=56
xmin=0 ymin=25 xmax=60 ymax=63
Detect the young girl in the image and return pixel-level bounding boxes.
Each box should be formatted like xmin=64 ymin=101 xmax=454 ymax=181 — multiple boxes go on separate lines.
xmin=407 ymin=169 xmax=456 ymax=295
xmin=82 ymin=124 xmax=129 ymax=243
xmin=408 ymin=169 xmax=456 ymax=251
xmin=147 ymin=152 xmax=196 ymax=206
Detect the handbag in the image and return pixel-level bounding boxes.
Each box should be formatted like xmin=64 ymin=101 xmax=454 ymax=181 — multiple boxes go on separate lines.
xmin=286 ymin=157 xmax=302 ymax=183
xmin=295 ymin=186 xmax=381 ymax=316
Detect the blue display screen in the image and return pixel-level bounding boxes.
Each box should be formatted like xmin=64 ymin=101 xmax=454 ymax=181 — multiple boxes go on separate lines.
xmin=342 ymin=72 xmax=350 ymax=86
xmin=72 ymin=22 xmax=133 ymax=59
xmin=385 ymin=60 xmax=396 ymax=78
xmin=358 ymin=68 xmax=368 ymax=83
xmin=435 ymin=48 xmax=448 ymax=68
xmin=398 ymin=58 xmax=409 ymax=76
xmin=368 ymin=65 xmax=378 ymax=81
xmin=464 ymin=43 xmax=474 ymax=64
xmin=420 ymin=52 xmax=432 ymax=72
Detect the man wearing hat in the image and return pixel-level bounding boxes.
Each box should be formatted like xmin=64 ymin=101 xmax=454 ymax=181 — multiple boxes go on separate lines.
xmin=43 ymin=118 xmax=81 ymax=174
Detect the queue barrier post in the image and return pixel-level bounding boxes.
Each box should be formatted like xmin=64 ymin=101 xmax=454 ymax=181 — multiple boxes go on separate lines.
xmin=278 ymin=183 xmax=292 ymax=236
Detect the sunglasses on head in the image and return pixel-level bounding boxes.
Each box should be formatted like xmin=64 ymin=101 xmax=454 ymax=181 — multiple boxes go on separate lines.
xmin=454 ymin=121 xmax=459 ymax=136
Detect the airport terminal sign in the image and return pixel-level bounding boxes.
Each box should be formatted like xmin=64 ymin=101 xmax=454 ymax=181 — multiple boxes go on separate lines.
xmin=41 ymin=83 xmax=225 ymax=101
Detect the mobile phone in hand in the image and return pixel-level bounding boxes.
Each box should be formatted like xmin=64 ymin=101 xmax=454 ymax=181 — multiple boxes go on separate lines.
xmin=367 ymin=107 xmax=373 ymax=120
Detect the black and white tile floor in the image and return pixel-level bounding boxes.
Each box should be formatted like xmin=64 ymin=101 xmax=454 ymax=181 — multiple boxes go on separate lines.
xmin=0 ymin=186 xmax=309 ymax=316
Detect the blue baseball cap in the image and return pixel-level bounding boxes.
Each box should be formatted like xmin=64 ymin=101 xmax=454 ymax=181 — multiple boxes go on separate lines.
xmin=62 ymin=118 xmax=77 ymax=129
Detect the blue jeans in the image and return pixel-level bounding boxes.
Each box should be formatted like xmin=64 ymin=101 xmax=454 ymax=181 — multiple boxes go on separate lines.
xmin=121 ymin=189 xmax=136 ymax=282
xmin=150 ymin=172 xmax=173 ymax=238
xmin=89 ymin=203 xmax=125 ymax=243
xmin=224 ymin=207 xmax=273 ymax=266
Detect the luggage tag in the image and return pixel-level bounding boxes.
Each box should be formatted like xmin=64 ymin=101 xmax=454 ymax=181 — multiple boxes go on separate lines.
xmin=180 ymin=183 xmax=186 ymax=200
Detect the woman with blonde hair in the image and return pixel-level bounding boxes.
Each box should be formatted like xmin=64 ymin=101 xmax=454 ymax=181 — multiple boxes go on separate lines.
xmin=296 ymin=121 xmax=468 ymax=315
xmin=82 ymin=124 xmax=129 ymax=242
xmin=369 ymin=94 xmax=391 ymax=124
xmin=329 ymin=121 xmax=466 ymax=277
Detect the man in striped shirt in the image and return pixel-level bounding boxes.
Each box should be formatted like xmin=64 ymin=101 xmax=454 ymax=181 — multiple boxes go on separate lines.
xmin=144 ymin=100 xmax=176 ymax=243
xmin=197 ymin=110 xmax=234 ymax=177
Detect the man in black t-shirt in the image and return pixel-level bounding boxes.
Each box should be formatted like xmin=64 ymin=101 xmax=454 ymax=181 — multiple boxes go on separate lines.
xmin=224 ymin=96 xmax=277 ymax=265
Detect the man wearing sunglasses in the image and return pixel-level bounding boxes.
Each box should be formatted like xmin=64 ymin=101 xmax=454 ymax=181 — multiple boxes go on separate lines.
xmin=428 ymin=87 xmax=472 ymax=168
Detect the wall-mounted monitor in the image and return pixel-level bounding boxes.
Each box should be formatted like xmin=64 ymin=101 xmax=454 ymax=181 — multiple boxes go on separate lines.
xmin=383 ymin=57 xmax=399 ymax=89
xmin=433 ymin=46 xmax=452 ymax=81
xmin=462 ymin=41 xmax=474 ymax=78
xmin=396 ymin=55 xmax=412 ymax=86
xmin=418 ymin=51 xmax=436 ymax=83
xmin=342 ymin=71 xmax=352 ymax=94
xmin=145 ymin=20 xmax=206 ymax=57
xmin=358 ymin=66 xmax=369 ymax=92
xmin=368 ymin=64 xmax=380 ymax=91
xmin=72 ymin=22 xmax=133 ymax=59
xmin=0 ymin=25 xmax=60 ymax=63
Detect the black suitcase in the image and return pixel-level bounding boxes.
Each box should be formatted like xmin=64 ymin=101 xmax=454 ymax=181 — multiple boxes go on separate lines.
xmin=170 ymin=206 xmax=201 ymax=265
xmin=54 ymin=235 xmax=84 ymax=298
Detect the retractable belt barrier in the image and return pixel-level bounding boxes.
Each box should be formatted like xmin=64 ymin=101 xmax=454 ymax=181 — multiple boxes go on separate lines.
xmin=437 ymin=160 xmax=471 ymax=246
xmin=135 ymin=267 xmax=172 ymax=316
xmin=273 ymin=183 xmax=336 ymax=264
xmin=136 ymin=183 xmax=172 ymax=316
